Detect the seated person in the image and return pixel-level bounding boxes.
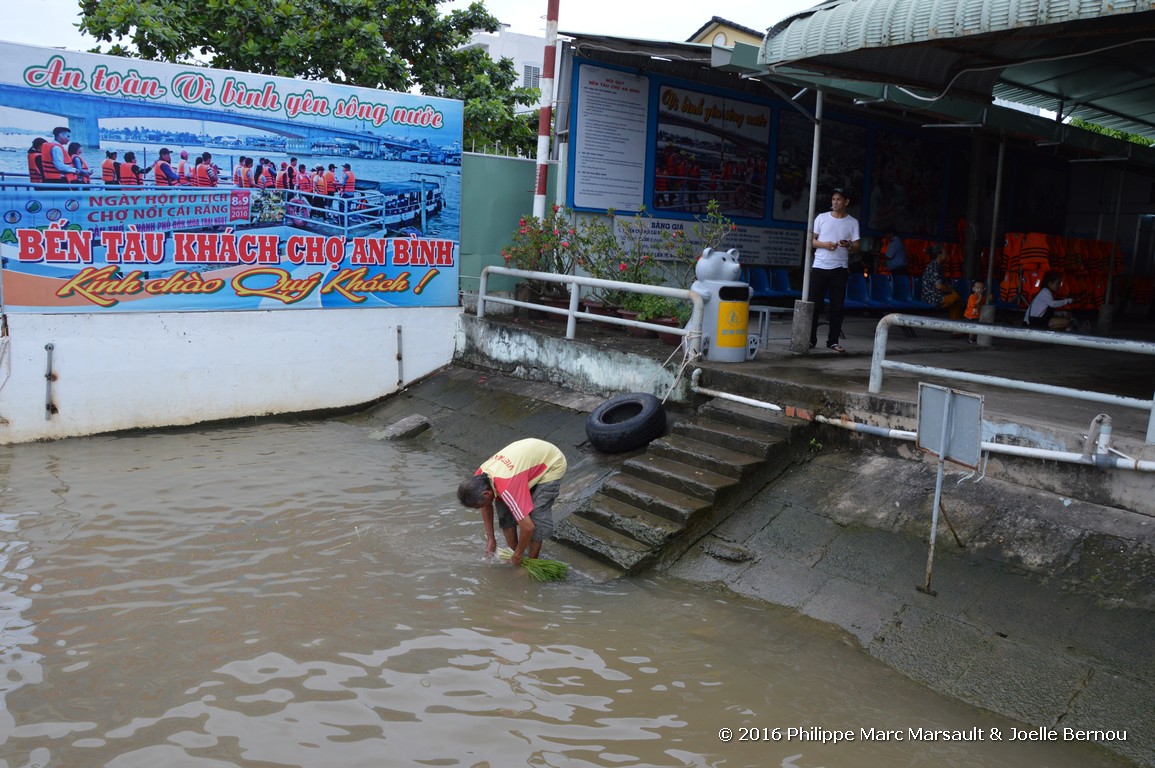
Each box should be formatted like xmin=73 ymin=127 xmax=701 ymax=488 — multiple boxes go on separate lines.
xmin=1024 ymin=270 xmax=1075 ymax=331
xmin=883 ymin=229 xmax=908 ymax=276
xmin=920 ymin=245 xmax=963 ymax=320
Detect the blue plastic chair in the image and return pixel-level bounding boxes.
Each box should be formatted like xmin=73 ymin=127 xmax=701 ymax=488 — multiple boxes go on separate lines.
xmin=748 ymin=267 xmax=774 ymax=299
xmin=770 ymin=268 xmax=802 ymax=299
xmin=877 ymin=273 xmax=924 ymax=309
xmin=845 ymin=272 xmax=886 ymax=311
xmin=870 ymin=274 xmax=913 ymax=311
xmin=843 ymin=272 xmax=867 ymax=311
xmin=892 ymin=274 xmax=937 ymax=311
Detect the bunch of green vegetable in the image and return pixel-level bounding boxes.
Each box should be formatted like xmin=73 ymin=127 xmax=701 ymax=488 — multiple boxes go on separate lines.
xmin=496 ymin=548 xmax=570 ymax=581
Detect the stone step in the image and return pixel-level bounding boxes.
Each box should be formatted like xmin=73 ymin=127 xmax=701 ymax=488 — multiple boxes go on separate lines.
xmin=673 ymin=416 xmax=777 ymax=457
xmin=601 ymin=473 xmax=712 ymax=525
xmin=700 ymin=399 xmax=795 ymax=434
xmin=579 ymin=494 xmax=685 ymax=549
xmin=622 ymin=453 xmax=739 ymax=501
xmin=647 ymin=433 xmax=764 ymax=479
xmin=552 ymin=514 xmax=654 ymax=573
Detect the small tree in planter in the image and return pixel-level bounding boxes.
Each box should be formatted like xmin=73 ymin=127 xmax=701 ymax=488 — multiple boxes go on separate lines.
xmin=658 ymin=198 xmax=739 ymax=290
xmin=501 ymin=204 xmax=578 ymax=301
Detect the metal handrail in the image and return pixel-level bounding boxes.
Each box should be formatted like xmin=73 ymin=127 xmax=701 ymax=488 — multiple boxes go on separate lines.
xmin=477 ymin=266 xmax=704 ymax=354
xmin=869 ymin=314 xmax=1155 ymax=443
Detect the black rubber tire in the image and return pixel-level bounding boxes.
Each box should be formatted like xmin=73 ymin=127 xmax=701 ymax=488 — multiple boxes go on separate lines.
xmin=585 ymin=393 xmax=667 ymax=454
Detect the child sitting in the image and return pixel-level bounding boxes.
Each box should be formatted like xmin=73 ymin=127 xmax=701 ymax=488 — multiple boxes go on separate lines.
xmin=1024 ymin=271 xmax=1075 ymax=331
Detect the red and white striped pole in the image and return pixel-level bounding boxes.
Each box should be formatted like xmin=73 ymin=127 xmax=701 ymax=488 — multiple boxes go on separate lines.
xmin=532 ymin=0 xmax=559 ymax=219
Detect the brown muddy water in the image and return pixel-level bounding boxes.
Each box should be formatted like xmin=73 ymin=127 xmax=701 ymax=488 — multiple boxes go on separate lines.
xmin=0 ymin=420 xmax=1131 ymax=768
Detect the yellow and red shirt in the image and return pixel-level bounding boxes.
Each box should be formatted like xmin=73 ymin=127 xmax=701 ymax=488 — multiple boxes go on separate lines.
xmin=476 ymin=438 xmax=566 ymax=521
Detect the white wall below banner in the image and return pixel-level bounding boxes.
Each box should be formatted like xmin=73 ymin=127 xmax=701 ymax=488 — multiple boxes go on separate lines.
xmin=0 ymin=307 xmax=459 ymax=444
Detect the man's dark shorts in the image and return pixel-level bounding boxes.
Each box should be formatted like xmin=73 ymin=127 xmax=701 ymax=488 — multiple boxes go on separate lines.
xmin=495 ymin=479 xmax=560 ymax=541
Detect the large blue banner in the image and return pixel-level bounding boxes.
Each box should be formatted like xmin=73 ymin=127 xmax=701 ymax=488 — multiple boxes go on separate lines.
xmin=0 ymin=42 xmax=462 ymax=312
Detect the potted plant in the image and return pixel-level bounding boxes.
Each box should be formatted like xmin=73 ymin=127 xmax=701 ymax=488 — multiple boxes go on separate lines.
xmin=501 ymin=204 xmax=579 ymax=307
xmin=630 ymin=294 xmax=693 ymax=344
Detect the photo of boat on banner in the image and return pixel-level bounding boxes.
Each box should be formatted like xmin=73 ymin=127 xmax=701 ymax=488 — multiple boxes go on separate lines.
xmin=0 ymin=42 xmax=462 ymax=312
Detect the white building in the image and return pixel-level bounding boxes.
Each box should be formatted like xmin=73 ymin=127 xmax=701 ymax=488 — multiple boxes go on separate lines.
xmin=463 ymin=24 xmax=548 ymax=113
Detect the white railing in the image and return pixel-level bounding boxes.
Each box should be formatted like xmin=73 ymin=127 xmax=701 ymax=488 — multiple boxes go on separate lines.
xmin=869 ymin=314 xmax=1155 ymax=443
xmin=477 ymin=266 xmax=704 ymax=354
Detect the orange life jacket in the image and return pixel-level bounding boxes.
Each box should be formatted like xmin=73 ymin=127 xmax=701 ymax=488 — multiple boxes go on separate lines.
xmin=73 ymin=156 xmax=91 ymax=184
xmin=40 ymin=141 xmax=73 ymax=182
xmin=322 ymin=170 xmax=336 ymax=195
xmin=1020 ymin=232 xmax=1050 ymax=265
xmin=153 ymin=160 xmax=176 ymax=186
xmin=295 ymin=173 xmax=313 ymax=193
xmin=118 ymin=163 xmax=142 ymax=186
xmin=101 ymin=157 xmax=119 ymax=184
xmin=194 ymin=163 xmax=214 ymax=188
xmin=177 ymin=160 xmax=192 ymax=185
xmin=27 ymin=150 xmax=44 ymax=183
xmin=342 ymin=170 xmax=356 ymax=194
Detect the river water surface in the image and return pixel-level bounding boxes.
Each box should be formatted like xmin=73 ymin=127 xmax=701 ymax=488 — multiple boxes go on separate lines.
xmin=0 ymin=419 xmax=1130 ymax=767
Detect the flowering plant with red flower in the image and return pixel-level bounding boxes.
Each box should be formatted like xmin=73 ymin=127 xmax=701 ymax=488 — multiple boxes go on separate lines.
xmin=500 ymin=204 xmax=579 ymax=297
xmin=570 ymin=209 xmax=663 ymax=307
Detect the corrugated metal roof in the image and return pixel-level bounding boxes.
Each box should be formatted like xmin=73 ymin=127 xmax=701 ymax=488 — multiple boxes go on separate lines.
xmin=758 ymin=0 xmax=1155 ymax=141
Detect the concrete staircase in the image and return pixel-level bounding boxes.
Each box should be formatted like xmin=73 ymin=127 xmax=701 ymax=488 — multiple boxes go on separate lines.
xmin=554 ymin=398 xmax=812 ymax=574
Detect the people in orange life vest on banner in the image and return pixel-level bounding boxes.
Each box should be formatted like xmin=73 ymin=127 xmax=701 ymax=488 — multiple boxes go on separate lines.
xmin=100 ymin=150 xmax=119 ymax=185
xmin=920 ymin=244 xmax=964 ymax=325
xmin=27 ymin=138 xmax=46 ymax=184
xmin=338 ymin=163 xmax=357 ymax=214
xmin=323 ymin=164 xmax=338 ymax=211
xmin=118 ymin=151 xmax=147 ymax=185
xmin=1024 ymin=270 xmax=1077 ymax=332
xmin=457 ymin=438 xmax=568 ymax=566
xmin=152 ymin=148 xmax=180 ymax=186
xmin=809 ymin=187 xmax=860 ymax=354
xmin=40 ymin=126 xmax=90 ymax=184
xmin=200 ymin=152 xmax=220 ymax=186
xmin=67 ymin=143 xmax=92 ymax=184
xmin=193 ymin=153 xmax=219 ymax=187
xmin=176 ymin=150 xmax=193 ymax=185
xmin=295 ymin=164 xmax=315 ymax=216
xmin=312 ymin=166 xmax=327 ymax=216
xmin=964 ymin=278 xmax=988 ymax=344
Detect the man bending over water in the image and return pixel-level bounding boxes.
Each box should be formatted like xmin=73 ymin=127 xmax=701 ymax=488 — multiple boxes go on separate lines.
xmin=457 ymin=438 xmax=567 ymax=566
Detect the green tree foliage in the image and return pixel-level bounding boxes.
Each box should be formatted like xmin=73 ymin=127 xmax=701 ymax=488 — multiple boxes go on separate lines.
xmin=1070 ymin=118 xmax=1154 ymax=147
xmin=425 ymin=45 xmax=539 ymax=155
xmin=78 ymin=0 xmax=541 ymax=154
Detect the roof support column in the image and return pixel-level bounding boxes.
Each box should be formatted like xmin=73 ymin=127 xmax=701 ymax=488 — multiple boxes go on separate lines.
xmin=983 ymin=137 xmax=1006 ymax=292
xmin=790 ymin=90 xmax=823 ymax=354
xmin=978 ymin=137 xmax=1005 ymax=346
xmin=1098 ymin=168 xmax=1125 ymax=333
xmin=964 ymin=133 xmax=985 ymax=280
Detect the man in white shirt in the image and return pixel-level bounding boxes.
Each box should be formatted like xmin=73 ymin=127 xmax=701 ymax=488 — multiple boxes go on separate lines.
xmin=809 ymin=187 xmax=860 ymax=353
